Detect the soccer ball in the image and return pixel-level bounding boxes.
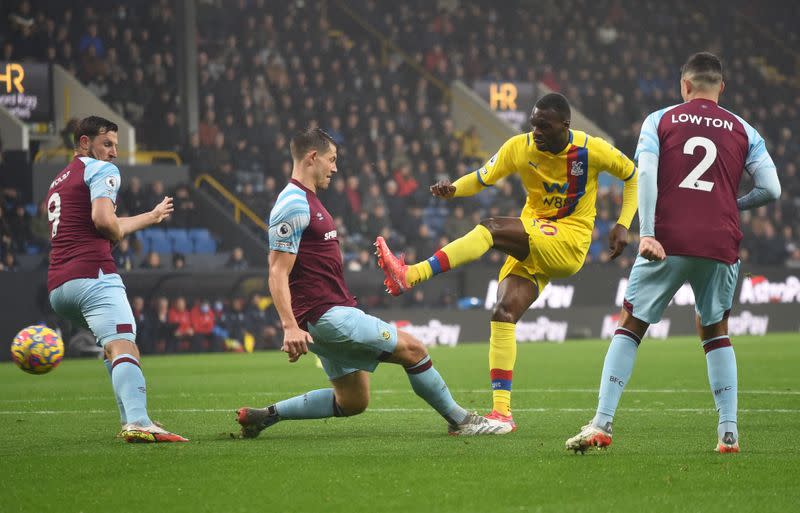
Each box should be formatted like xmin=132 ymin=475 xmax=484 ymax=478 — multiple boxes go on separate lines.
xmin=11 ymin=325 xmax=64 ymax=375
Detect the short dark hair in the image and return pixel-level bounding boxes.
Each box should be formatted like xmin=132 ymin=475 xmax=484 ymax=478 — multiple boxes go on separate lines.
xmin=681 ymin=52 xmax=723 ymax=89
xmin=74 ymin=116 xmax=118 ymax=148
xmin=533 ymin=93 xmax=571 ymax=121
xmin=290 ymin=128 xmax=336 ymax=160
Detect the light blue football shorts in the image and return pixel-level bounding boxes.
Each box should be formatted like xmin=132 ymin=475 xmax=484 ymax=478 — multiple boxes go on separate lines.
xmin=49 ymin=270 xmax=137 ymax=347
xmin=307 ymin=306 xmax=399 ymax=380
xmin=623 ymin=255 xmax=740 ymax=327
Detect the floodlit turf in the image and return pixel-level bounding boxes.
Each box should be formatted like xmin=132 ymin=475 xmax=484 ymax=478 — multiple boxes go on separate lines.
xmin=1 ymin=334 xmax=799 ymax=513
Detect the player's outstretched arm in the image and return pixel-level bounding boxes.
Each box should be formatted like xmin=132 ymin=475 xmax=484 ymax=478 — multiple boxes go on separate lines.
xmin=268 ymin=250 xmax=313 ymax=362
xmin=93 ymin=196 xmax=174 ymax=242
xmin=431 ymin=172 xmax=485 ymax=199
xmin=117 ymin=196 xmax=174 ymax=238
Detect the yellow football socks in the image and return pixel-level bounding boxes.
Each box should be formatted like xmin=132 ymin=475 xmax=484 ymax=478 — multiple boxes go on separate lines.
xmin=489 ymin=321 xmax=517 ymax=416
xmin=406 ymin=224 xmax=494 ymax=286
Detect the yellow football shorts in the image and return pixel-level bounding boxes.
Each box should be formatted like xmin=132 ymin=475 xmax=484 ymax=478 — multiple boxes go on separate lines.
xmin=498 ymin=217 xmax=591 ymax=293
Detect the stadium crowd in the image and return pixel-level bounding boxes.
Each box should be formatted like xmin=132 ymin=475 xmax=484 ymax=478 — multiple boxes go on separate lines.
xmin=2 ymin=0 xmax=179 ymax=150
xmin=126 ymin=293 xmax=281 ymax=354
xmin=1 ymin=0 xmax=798 ymax=273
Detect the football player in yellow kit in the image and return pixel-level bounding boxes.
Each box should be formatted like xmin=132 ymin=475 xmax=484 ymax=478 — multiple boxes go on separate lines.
xmin=376 ymin=93 xmax=638 ymax=431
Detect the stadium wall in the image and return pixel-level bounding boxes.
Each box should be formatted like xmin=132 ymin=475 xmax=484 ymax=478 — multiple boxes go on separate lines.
xmin=1 ymin=266 xmax=798 ymax=360
xmin=0 ymin=104 xmax=29 ymax=151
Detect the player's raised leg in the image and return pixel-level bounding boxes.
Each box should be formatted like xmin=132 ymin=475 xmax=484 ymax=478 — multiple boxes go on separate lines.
xmin=485 ymin=272 xmax=540 ymax=429
xmin=375 ymin=217 xmax=529 ymax=296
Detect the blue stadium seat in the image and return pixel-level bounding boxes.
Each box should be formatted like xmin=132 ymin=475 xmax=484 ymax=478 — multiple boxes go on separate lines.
xmin=145 ymin=229 xmax=171 ymax=253
xmin=192 ymin=232 xmax=217 ymax=254
xmin=188 ymin=228 xmax=211 ymax=240
xmin=25 ymin=243 xmax=42 ymax=255
xmin=149 ymin=238 xmax=172 ymax=254
xmin=166 ymin=229 xmax=191 ymax=253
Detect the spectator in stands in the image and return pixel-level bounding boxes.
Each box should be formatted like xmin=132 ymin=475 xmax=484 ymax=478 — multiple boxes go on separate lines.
xmin=215 ymin=161 xmax=237 ymax=193
xmin=361 ymin=183 xmax=386 ymax=214
xmin=753 ymin=221 xmax=788 ymax=266
xmin=140 ymin=251 xmax=162 ymax=269
xmin=443 ymin=205 xmax=474 ymax=237
xmin=113 ymin=237 xmax=135 ymax=271
xmin=118 ymin=176 xmax=146 ymax=216
xmin=168 ymin=296 xmax=194 ymax=351
xmin=2 ymin=252 xmax=19 ymax=272
xmin=206 ymin=132 xmax=232 ymax=174
xmin=78 ymin=22 xmax=104 ymax=57
xmin=170 ymin=184 xmax=196 ymax=228
xmin=225 ymin=247 xmax=248 ymax=270
xmin=190 ymin=299 xmax=222 ymax=352
xmin=8 ymin=205 xmax=32 ymax=253
xmin=239 ymin=182 xmax=261 ymax=214
xmin=347 ymin=248 xmax=373 ymax=272
xmin=172 ymin=252 xmax=186 ymax=270
xmin=152 ymin=296 xmax=175 ymax=353
xmin=393 ymin=164 xmax=419 ymax=199
xmin=198 ymin=109 xmax=219 ymax=148
xmin=131 ymin=296 xmax=153 ymax=353
xmin=182 ymin=132 xmax=205 ymax=177
xmin=154 ymin=111 xmax=182 ymax=154
xmin=147 ymin=180 xmax=167 ymax=209
xmin=244 ymin=293 xmax=281 ymax=350
xmin=223 ymin=296 xmax=248 ymax=345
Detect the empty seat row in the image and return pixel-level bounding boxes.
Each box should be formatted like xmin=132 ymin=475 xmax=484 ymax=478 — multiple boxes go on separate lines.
xmin=135 ymin=228 xmax=217 ymax=254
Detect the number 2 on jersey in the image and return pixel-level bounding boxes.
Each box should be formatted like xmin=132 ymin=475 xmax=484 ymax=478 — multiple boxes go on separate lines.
xmin=48 ymin=193 xmax=61 ymax=238
xmin=679 ymin=136 xmax=717 ymax=192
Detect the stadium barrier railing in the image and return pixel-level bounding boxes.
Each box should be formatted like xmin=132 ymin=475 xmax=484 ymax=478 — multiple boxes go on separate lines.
xmin=193 ymin=173 xmax=266 ymax=230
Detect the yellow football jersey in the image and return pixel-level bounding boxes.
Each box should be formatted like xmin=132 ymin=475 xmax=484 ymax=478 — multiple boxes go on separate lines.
xmin=477 ymin=130 xmax=636 ymax=232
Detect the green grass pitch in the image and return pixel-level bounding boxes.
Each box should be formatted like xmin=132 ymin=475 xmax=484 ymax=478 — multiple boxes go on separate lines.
xmin=1 ymin=334 xmax=799 ymax=513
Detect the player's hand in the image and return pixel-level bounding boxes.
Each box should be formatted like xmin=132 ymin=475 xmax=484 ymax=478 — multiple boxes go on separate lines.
xmin=151 ymin=196 xmax=174 ymax=224
xmin=281 ymin=327 xmax=313 ymax=363
xmin=608 ymin=224 xmax=629 ymax=260
xmin=639 ymin=236 xmax=666 ymax=261
xmin=430 ymin=180 xmax=456 ymax=199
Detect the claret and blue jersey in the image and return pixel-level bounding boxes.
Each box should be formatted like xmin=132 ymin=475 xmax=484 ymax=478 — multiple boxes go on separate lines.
xmin=47 ymin=156 xmax=122 ymax=291
xmin=634 ymin=98 xmax=777 ymax=264
xmin=268 ymin=179 xmax=356 ymax=328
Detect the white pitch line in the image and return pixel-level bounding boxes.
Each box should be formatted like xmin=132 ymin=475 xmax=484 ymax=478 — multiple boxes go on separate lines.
xmin=1 ymin=407 xmax=799 ymax=415
xmin=1 ymin=387 xmax=798 ymax=404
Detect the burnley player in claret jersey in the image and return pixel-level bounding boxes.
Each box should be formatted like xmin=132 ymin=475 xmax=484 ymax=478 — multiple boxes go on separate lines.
xmin=47 ymin=116 xmax=187 ymax=443
xmin=235 ymin=128 xmax=511 ymax=437
xmin=566 ymin=52 xmax=780 ymax=454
